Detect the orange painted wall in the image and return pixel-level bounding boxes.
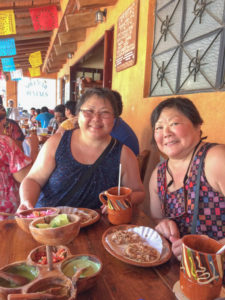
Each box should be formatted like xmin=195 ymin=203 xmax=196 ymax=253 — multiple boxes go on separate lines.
xmin=59 ymin=0 xmax=225 ymax=152
xmin=6 ymin=80 xmax=17 ymax=106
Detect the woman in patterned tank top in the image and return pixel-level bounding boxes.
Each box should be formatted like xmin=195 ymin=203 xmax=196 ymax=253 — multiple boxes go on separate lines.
xmin=149 ymin=97 xmax=225 ymax=261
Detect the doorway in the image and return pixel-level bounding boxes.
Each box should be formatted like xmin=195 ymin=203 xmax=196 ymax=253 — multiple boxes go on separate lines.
xmin=70 ymin=28 xmax=114 ymax=102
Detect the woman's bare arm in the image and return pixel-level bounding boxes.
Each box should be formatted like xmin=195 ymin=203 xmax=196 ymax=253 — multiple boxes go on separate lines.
xmin=205 ymin=144 xmax=225 ymax=196
xmin=18 ymin=133 xmax=62 ymax=212
xmin=149 ymin=167 xmax=163 ymax=219
xmin=149 ymin=166 xmax=180 ymax=241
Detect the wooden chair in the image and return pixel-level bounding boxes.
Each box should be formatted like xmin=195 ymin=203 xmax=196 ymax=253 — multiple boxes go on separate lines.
xmin=137 ymin=149 xmax=151 ymax=182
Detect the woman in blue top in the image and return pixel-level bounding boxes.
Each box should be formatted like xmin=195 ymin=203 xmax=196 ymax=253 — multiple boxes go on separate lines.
xmin=18 ymin=88 xmax=145 ymax=211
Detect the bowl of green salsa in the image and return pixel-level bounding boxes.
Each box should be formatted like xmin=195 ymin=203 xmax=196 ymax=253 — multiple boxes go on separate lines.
xmin=61 ymin=254 xmax=102 ymax=293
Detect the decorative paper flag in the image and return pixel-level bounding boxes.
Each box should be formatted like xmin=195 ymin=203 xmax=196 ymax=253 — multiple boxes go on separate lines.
xmin=0 ymin=10 xmax=16 ymax=35
xmin=29 ymin=6 xmax=58 ymax=31
xmin=0 ymin=38 xmax=16 ymax=56
xmin=1 ymin=57 xmax=15 ymax=72
xmin=0 ymin=69 xmax=5 ymax=80
xmin=29 ymin=67 xmax=41 ymax=77
xmin=10 ymin=68 xmax=23 ymax=81
xmin=29 ymin=51 xmax=42 ymax=67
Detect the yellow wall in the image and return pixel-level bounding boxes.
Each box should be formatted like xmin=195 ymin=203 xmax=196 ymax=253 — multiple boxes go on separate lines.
xmin=59 ymin=0 xmax=225 ymax=152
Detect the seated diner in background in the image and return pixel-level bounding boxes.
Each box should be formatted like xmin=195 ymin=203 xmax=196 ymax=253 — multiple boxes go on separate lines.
xmin=111 ymin=90 xmax=139 ymax=156
xmin=32 ymin=106 xmax=53 ymax=128
xmin=149 ymin=97 xmax=225 ymax=260
xmin=18 ymin=88 xmax=145 ymax=212
xmin=56 ymin=100 xmax=78 ymax=135
xmin=0 ymin=104 xmax=25 ymax=150
xmin=0 ymin=107 xmax=39 ymax=220
xmin=48 ymin=104 xmax=66 ymax=134
xmin=6 ymin=99 xmax=20 ymax=122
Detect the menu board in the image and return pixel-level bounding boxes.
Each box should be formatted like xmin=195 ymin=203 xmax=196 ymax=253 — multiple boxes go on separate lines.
xmin=115 ymin=0 xmax=139 ymax=72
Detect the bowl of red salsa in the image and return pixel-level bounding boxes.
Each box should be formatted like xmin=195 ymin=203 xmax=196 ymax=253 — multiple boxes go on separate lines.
xmin=15 ymin=207 xmax=59 ymax=234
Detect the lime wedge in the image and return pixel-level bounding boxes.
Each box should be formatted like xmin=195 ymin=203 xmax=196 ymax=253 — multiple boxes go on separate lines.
xmin=49 ymin=214 xmax=70 ymax=228
xmin=36 ymin=223 xmax=50 ymax=228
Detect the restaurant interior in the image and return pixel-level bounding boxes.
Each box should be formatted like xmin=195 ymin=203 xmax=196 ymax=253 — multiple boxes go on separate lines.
xmin=0 ymin=1 xmax=225 ymax=299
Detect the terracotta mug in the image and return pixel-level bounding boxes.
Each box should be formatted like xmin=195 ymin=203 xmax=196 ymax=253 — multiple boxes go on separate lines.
xmin=180 ymin=234 xmax=223 ymax=300
xmin=99 ymin=187 xmax=132 ymax=225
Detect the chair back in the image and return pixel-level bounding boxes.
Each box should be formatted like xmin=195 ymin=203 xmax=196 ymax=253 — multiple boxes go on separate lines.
xmin=137 ymin=150 xmax=150 ymax=182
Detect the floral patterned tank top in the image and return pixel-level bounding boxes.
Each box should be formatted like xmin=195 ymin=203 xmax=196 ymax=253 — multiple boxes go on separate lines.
xmin=157 ymin=143 xmax=225 ymax=240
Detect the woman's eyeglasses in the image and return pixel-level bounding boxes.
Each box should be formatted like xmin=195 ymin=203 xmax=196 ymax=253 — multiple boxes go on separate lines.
xmin=80 ymin=109 xmax=114 ymax=119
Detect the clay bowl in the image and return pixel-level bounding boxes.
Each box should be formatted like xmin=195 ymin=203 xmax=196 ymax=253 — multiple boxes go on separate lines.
xmin=27 ymin=245 xmax=71 ymax=267
xmin=26 ymin=275 xmax=77 ymax=300
xmin=29 ymin=214 xmax=81 ymax=246
xmin=61 ymin=254 xmax=102 ymax=293
xmin=15 ymin=207 xmax=59 ymax=234
xmin=0 ymin=261 xmax=39 ymax=298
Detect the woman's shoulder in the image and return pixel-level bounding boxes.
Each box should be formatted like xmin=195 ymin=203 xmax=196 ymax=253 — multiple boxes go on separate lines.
xmin=204 ymin=143 xmax=225 ymax=161
xmin=60 ymin=118 xmax=74 ymax=130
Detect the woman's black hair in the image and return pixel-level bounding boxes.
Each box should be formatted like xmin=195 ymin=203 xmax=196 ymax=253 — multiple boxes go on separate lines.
xmin=0 ymin=104 xmax=6 ymax=120
xmin=54 ymin=104 xmax=65 ymax=117
xmin=76 ymin=87 xmax=119 ymax=118
xmin=112 ymin=90 xmax=123 ymax=116
xmin=65 ymin=100 xmax=76 ymax=116
xmin=151 ymin=97 xmax=203 ymax=144
xmin=41 ymin=106 xmax=49 ymax=113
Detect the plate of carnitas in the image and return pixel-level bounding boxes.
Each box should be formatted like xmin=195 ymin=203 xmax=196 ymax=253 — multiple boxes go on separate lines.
xmin=102 ymin=225 xmax=172 ymax=267
xmin=57 ymin=207 xmax=100 ymax=228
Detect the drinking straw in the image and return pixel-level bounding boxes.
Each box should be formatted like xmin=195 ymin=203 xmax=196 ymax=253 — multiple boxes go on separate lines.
xmin=118 ymin=163 xmax=122 ymax=195
xmin=217 ymin=244 xmax=225 ymax=254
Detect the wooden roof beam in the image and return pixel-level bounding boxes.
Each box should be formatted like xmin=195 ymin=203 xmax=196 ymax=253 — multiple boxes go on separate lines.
xmin=58 ymin=28 xmax=86 ymax=45
xmin=0 ymin=1 xmax=61 ymax=10
xmin=14 ymin=32 xmax=52 ymax=41
xmin=16 ymin=38 xmax=50 ymax=46
xmin=54 ymin=43 xmax=77 ymax=56
xmin=65 ymin=10 xmax=97 ymax=31
xmin=75 ymin=0 xmax=117 ymax=10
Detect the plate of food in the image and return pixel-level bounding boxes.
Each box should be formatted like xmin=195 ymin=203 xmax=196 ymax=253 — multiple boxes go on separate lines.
xmin=102 ymin=225 xmax=172 ymax=267
xmin=57 ymin=207 xmax=100 ymax=228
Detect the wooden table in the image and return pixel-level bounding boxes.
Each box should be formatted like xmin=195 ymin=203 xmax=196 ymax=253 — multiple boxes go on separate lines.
xmin=0 ymin=210 xmax=180 ymax=300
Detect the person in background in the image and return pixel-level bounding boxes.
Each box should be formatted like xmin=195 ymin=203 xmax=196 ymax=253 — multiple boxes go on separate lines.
xmin=111 ymin=91 xmax=139 ymax=156
xmin=6 ymin=99 xmax=20 ymax=122
xmin=56 ymin=100 xmax=78 ymax=134
xmin=0 ymin=104 xmax=25 ymax=150
xmin=34 ymin=106 xmax=53 ymax=128
xmin=149 ymin=97 xmax=225 ymax=261
xmin=48 ymin=104 xmax=66 ymax=133
xmin=35 ymin=109 xmax=41 ymax=116
xmin=0 ymin=107 xmax=39 ymax=220
xmin=30 ymin=107 xmax=36 ymax=121
xmin=18 ymin=87 xmax=145 ymax=211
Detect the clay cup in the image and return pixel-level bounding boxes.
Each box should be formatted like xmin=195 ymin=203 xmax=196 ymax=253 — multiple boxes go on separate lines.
xmin=180 ymin=234 xmax=223 ymax=300
xmin=99 ymin=186 xmax=132 ymax=225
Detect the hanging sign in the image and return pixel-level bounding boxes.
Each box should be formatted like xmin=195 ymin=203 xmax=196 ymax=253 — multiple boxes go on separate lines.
xmin=29 ymin=5 xmax=58 ymax=31
xmin=29 ymin=51 xmax=42 ymax=67
xmin=10 ymin=68 xmax=23 ymax=81
xmin=1 ymin=57 xmax=15 ymax=72
xmin=0 ymin=10 xmax=16 ymax=35
xmin=0 ymin=38 xmax=16 ymax=56
xmin=115 ymin=0 xmax=139 ymax=72
xmin=29 ymin=67 xmax=41 ymax=77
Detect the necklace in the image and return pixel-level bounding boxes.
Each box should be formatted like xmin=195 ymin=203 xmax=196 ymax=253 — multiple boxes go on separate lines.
xmin=166 ymin=139 xmax=203 ymax=188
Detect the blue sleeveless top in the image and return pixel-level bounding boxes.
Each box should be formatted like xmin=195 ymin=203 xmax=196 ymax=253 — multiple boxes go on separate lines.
xmin=36 ymin=130 xmax=123 ymax=208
